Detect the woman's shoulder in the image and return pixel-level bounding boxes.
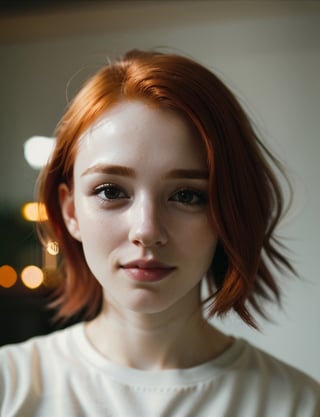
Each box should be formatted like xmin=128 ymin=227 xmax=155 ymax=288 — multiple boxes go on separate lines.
xmin=0 ymin=322 xmax=84 ymax=368
xmin=199 ymin=337 xmax=320 ymax=416
xmin=239 ymin=339 xmax=320 ymax=401
xmin=0 ymin=322 xmax=88 ymax=416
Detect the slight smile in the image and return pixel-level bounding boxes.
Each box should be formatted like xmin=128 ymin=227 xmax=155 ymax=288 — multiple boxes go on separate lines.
xmin=120 ymin=260 xmax=176 ymax=283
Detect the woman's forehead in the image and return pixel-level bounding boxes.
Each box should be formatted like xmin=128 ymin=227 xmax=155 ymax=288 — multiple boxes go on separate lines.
xmin=73 ymin=100 xmax=208 ymax=177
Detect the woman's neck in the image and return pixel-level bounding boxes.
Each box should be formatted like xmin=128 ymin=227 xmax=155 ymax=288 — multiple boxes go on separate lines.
xmin=85 ymin=303 xmax=233 ymax=370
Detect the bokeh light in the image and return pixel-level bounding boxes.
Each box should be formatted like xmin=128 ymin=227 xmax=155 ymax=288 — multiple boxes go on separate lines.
xmin=0 ymin=265 xmax=18 ymax=288
xmin=22 ymin=202 xmax=48 ymax=222
xmin=24 ymin=136 xmax=55 ymax=169
xmin=47 ymin=240 xmax=59 ymax=255
xmin=21 ymin=265 xmax=44 ymax=289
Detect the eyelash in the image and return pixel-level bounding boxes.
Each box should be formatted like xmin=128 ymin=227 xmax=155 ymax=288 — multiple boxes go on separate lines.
xmin=93 ymin=184 xmax=207 ymax=206
xmin=94 ymin=184 xmax=128 ymax=201
xmin=169 ymin=188 xmax=207 ymax=205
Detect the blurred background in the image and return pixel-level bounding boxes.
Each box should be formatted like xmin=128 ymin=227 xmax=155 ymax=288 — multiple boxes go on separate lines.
xmin=0 ymin=0 xmax=319 ymax=380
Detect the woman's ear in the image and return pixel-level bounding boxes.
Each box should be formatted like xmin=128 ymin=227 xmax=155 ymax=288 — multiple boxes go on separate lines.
xmin=59 ymin=183 xmax=82 ymax=242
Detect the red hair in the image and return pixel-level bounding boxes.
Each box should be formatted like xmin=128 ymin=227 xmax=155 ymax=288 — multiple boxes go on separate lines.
xmin=37 ymin=49 xmax=294 ymax=327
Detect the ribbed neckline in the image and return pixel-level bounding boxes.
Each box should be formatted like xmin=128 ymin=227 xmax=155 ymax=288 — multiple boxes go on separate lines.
xmin=70 ymin=322 xmax=248 ymax=388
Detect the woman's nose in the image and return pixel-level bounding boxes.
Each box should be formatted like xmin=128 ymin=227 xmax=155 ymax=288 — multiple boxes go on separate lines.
xmin=128 ymin=197 xmax=168 ymax=248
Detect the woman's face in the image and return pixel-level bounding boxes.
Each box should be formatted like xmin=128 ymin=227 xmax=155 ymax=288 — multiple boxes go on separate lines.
xmin=60 ymin=100 xmax=217 ymax=317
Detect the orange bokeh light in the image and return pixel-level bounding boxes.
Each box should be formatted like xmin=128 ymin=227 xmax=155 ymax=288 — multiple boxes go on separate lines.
xmin=0 ymin=265 xmax=18 ymax=288
xmin=21 ymin=202 xmax=48 ymax=222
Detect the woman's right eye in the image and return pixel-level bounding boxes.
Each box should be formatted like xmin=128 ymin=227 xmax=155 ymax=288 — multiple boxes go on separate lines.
xmin=94 ymin=184 xmax=128 ymax=201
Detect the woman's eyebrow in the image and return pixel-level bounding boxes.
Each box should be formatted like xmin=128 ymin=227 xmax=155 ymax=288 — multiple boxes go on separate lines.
xmin=81 ymin=165 xmax=208 ymax=180
xmin=165 ymin=169 xmax=209 ymax=179
xmin=81 ymin=164 xmax=135 ymax=177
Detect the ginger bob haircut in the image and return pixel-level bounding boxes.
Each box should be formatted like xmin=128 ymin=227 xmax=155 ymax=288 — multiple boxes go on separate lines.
xmin=37 ymin=49 xmax=294 ymax=328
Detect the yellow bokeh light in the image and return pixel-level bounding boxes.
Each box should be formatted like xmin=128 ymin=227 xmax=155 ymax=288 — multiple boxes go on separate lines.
xmin=21 ymin=202 xmax=48 ymax=222
xmin=0 ymin=265 xmax=18 ymax=288
xmin=21 ymin=265 xmax=44 ymax=289
xmin=47 ymin=240 xmax=59 ymax=255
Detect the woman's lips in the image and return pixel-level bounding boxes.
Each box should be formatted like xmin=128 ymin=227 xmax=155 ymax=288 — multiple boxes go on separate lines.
xmin=120 ymin=260 xmax=176 ymax=282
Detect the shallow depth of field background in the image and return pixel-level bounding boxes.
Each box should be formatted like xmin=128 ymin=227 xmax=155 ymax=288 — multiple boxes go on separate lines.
xmin=0 ymin=1 xmax=319 ymax=380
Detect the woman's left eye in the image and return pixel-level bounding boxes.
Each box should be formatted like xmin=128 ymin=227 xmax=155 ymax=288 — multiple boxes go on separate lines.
xmin=170 ymin=189 xmax=207 ymax=205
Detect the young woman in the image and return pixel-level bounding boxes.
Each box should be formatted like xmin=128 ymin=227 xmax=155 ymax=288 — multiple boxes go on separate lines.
xmin=0 ymin=50 xmax=319 ymax=416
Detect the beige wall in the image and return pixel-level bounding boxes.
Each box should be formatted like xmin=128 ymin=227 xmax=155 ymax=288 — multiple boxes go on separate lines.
xmin=0 ymin=1 xmax=319 ymax=380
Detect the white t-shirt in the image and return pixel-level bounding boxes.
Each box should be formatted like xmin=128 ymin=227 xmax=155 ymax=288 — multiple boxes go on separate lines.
xmin=0 ymin=323 xmax=319 ymax=417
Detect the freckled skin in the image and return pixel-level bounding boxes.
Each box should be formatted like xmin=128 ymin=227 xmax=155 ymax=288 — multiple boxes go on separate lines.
xmin=60 ymin=100 xmax=217 ymax=317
